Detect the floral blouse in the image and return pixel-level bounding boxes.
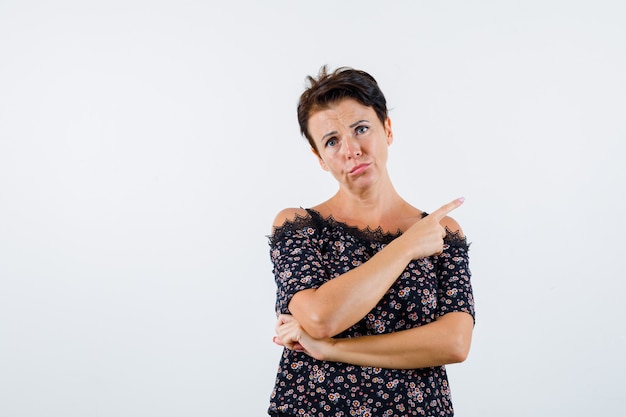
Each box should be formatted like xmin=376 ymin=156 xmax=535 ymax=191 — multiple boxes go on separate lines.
xmin=268 ymin=209 xmax=474 ymax=417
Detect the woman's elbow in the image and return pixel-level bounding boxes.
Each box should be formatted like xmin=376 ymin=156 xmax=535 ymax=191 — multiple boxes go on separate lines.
xmin=290 ymin=292 xmax=342 ymax=339
xmin=307 ymin=325 xmax=334 ymax=340
xmin=447 ymin=344 xmax=470 ymax=364
xmin=437 ymin=312 xmax=473 ymax=364
xmin=446 ymin=332 xmax=472 ymax=363
xmin=300 ymin=313 xmax=338 ymax=339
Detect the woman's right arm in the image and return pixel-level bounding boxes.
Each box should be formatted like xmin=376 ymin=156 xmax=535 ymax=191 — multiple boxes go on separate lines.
xmin=273 ymin=198 xmax=464 ymax=339
xmin=275 ymin=311 xmax=474 ymax=369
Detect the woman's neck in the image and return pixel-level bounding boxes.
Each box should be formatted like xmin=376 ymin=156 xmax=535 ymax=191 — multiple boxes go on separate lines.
xmin=316 ymin=183 xmax=420 ymax=232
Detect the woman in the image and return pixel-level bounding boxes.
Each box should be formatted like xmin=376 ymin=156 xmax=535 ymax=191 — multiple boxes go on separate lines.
xmin=268 ymin=66 xmax=475 ymax=417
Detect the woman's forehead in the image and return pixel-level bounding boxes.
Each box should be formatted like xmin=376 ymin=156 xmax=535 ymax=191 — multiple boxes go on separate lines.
xmin=309 ymin=99 xmax=374 ymax=126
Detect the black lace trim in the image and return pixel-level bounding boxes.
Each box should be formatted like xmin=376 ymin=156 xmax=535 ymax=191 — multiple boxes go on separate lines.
xmin=268 ymin=208 xmax=470 ymax=250
xmin=443 ymin=226 xmax=470 ymax=250
xmin=307 ymin=208 xmax=405 ymax=244
xmin=267 ymin=209 xmax=318 ymax=246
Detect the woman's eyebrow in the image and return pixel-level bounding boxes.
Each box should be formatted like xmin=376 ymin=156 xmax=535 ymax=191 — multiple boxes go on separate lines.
xmin=350 ymin=119 xmax=369 ymax=128
xmin=321 ymin=130 xmax=338 ymax=141
xmin=321 ymin=119 xmax=369 ymax=140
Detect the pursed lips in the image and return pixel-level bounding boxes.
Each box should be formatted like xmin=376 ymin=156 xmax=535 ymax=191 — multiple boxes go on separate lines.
xmin=349 ymin=163 xmax=370 ymax=175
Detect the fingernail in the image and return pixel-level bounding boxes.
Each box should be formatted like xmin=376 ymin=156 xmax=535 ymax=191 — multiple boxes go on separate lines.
xmin=458 ymin=197 xmax=465 ymax=203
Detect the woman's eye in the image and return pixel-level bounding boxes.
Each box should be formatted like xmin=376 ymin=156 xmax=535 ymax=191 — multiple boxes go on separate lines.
xmin=356 ymin=125 xmax=369 ymax=135
xmin=326 ymin=138 xmax=337 ymax=147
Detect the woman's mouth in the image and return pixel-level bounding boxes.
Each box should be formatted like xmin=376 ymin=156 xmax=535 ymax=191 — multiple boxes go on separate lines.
xmin=349 ymin=163 xmax=370 ymax=175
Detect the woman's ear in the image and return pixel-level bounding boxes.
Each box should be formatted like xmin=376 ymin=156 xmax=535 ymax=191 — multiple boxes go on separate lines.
xmin=385 ymin=117 xmax=394 ymax=145
xmin=312 ymin=147 xmax=329 ymax=171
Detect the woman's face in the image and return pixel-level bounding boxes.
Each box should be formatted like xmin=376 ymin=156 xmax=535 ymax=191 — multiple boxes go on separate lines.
xmin=308 ymin=98 xmax=393 ymax=192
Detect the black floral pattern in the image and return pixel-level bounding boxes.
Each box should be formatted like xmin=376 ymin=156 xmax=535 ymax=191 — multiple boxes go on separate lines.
xmin=268 ymin=209 xmax=474 ymax=417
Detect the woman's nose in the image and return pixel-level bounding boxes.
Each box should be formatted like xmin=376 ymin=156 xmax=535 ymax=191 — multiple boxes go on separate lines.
xmin=344 ymin=136 xmax=362 ymax=158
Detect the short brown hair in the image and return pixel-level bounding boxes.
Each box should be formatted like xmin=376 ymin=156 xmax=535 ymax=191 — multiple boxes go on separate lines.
xmin=297 ymin=66 xmax=389 ymax=153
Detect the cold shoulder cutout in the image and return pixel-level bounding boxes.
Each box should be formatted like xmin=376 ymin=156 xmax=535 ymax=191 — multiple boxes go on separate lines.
xmin=271 ymin=207 xmax=309 ymax=230
xmin=440 ymin=215 xmax=464 ymax=237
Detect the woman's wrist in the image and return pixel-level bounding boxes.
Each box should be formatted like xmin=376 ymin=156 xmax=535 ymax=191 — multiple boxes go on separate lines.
xmin=388 ymin=234 xmax=418 ymax=263
xmin=321 ymin=337 xmax=339 ymax=362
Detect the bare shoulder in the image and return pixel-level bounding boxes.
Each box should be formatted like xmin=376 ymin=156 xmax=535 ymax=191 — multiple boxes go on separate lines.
xmin=272 ymin=207 xmax=309 ymax=229
xmin=440 ymin=215 xmax=465 ymax=237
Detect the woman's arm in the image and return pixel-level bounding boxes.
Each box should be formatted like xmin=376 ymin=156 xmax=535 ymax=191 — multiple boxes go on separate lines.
xmin=273 ymin=198 xmax=464 ymax=339
xmin=275 ymin=311 xmax=474 ymax=369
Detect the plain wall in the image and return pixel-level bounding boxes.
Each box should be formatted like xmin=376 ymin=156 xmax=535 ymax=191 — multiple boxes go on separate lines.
xmin=1 ymin=1 xmax=625 ymax=415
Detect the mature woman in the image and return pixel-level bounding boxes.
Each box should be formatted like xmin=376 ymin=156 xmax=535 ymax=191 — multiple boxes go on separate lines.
xmin=268 ymin=66 xmax=475 ymax=417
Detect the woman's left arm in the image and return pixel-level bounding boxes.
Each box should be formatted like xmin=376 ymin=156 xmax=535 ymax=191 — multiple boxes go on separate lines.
xmin=275 ymin=311 xmax=473 ymax=369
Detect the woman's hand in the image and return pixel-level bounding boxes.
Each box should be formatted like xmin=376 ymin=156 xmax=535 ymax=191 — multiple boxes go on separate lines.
xmin=274 ymin=311 xmax=474 ymax=369
xmin=273 ymin=314 xmax=333 ymax=359
xmin=402 ymin=197 xmax=464 ymax=260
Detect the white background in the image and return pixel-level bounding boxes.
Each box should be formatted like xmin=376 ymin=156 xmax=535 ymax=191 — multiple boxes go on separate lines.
xmin=1 ymin=1 xmax=625 ymax=416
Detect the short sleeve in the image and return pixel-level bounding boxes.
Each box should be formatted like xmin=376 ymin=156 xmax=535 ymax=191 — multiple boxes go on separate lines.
xmin=269 ymin=218 xmax=328 ymax=314
xmin=435 ymin=231 xmax=475 ymax=321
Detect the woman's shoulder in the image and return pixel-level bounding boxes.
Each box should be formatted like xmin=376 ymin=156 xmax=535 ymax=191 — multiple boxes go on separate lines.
xmin=440 ymin=215 xmax=464 ymax=237
xmin=439 ymin=215 xmax=470 ymax=249
xmin=272 ymin=207 xmax=310 ymax=229
xmin=268 ymin=207 xmax=322 ymax=245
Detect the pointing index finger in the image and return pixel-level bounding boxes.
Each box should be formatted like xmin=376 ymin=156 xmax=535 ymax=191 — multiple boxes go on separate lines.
xmin=429 ymin=197 xmax=465 ymax=221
